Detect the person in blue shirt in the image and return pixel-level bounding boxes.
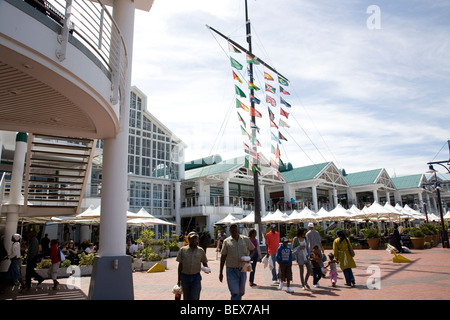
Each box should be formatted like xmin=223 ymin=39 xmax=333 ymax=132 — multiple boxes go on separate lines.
xmin=276 ymin=237 xmax=293 ymax=293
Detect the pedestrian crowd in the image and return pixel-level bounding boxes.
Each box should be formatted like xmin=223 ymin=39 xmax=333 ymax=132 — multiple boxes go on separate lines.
xmin=175 ymin=222 xmax=357 ymax=300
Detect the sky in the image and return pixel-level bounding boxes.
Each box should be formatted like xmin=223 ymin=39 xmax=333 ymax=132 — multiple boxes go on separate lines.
xmin=131 ymin=0 xmax=450 ymax=177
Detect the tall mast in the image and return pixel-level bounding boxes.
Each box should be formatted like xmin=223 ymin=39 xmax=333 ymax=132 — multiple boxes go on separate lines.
xmin=245 ymin=0 xmax=262 ymax=241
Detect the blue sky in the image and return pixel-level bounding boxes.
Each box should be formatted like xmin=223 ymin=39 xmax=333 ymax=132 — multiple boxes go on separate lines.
xmin=131 ymin=0 xmax=450 ymax=177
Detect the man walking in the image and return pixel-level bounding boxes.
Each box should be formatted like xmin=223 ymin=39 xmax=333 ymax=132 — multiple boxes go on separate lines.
xmin=265 ymin=224 xmax=280 ymax=284
xmin=219 ymin=224 xmax=254 ymax=300
xmin=25 ymin=230 xmax=44 ymax=289
xmin=176 ymin=231 xmax=209 ymax=300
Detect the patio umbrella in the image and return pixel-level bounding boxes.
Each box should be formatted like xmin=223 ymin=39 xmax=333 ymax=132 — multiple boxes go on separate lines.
xmin=261 ymin=209 xmax=287 ymax=224
xmin=127 ymin=217 xmax=176 ymax=226
xmin=214 ymin=213 xmax=240 ymax=225
xmin=237 ymin=211 xmax=255 ymax=224
xmin=316 ymin=207 xmax=330 ymax=222
xmin=324 ymin=204 xmax=353 ymax=221
xmin=444 ymin=211 xmax=450 ymax=221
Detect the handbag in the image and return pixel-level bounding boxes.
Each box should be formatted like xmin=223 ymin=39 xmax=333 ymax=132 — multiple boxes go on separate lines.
xmin=346 ymin=239 xmax=355 ymax=257
xmin=59 ymin=248 xmax=66 ymax=262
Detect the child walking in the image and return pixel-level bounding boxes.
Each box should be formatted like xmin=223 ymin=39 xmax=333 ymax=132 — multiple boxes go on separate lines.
xmin=49 ymin=239 xmax=61 ymax=290
xmin=276 ymin=237 xmax=294 ymax=293
xmin=326 ymin=253 xmax=338 ymax=287
xmin=310 ymin=245 xmax=322 ymax=287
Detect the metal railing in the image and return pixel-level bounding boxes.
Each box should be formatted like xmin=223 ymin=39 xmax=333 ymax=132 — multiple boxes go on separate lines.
xmin=24 ymin=0 xmax=127 ymax=105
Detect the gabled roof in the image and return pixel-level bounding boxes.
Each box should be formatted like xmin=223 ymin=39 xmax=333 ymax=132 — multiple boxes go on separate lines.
xmin=344 ymin=169 xmax=383 ymax=187
xmin=391 ymin=174 xmax=424 ymax=190
xmin=281 ymin=162 xmax=329 ymax=183
xmin=184 ymin=157 xmax=243 ymax=180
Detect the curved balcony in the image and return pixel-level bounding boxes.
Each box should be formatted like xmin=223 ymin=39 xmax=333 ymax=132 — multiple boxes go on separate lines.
xmin=0 ymin=0 xmax=127 ymax=139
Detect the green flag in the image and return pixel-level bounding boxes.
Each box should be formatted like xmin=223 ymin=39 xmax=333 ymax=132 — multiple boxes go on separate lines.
xmin=235 ymin=85 xmax=247 ymax=98
xmin=230 ymin=57 xmax=243 ymax=70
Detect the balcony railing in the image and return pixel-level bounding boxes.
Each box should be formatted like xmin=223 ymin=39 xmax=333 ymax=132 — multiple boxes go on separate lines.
xmin=22 ymin=0 xmax=127 ymax=104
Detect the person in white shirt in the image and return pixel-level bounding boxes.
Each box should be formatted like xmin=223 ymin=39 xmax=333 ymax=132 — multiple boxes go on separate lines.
xmin=2 ymin=234 xmax=26 ymax=292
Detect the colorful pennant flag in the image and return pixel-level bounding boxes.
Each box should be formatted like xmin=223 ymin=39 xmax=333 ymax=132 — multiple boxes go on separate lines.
xmin=235 ymin=85 xmax=247 ymax=98
xmin=228 ymin=42 xmax=241 ymax=53
xmin=280 ymin=86 xmax=290 ymax=95
xmin=247 ymin=54 xmax=260 ymax=65
xmin=279 ymin=132 xmax=288 ymax=141
xmin=248 ymin=82 xmax=260 ymax=91
xmin=266 ymin=95 xmax=277 ymax=107
xmin=280 ymin=108 xmax=290 ymax=119
xmin=250 ymin=121 xmax=260 ymax=133
xmin=237 ymin=112 xmax=246 ymax=127
xmin=230 ymin=57 xmax=243 ymax=70
xmin=250 ymin=107 xmax=262 ymax=118
xmin=279 ymin=119 xmax=290 ymax=128
xmin=280 ymin=96 xmax=291 ymax=107
xmin=232 ymin=71 xmax=243 ymax=83
xmin=236 ymin=98 xmax=249 ymax=112
xmin=278 ymin=76 xmax=289 ymax=86
xmin=264 ymin=72 xmax=274 ymax=81
xmin=268 ymin=107 xmax=275 ymax=120
xmin=265 ymin=83 xmax=276 ymax=94
xmin=241 ymin=125 xmax=251 ymax=140
xmin=270 ymin=119 xmax=279 ymax=129
xmin=250 ymin=95 xmax=261 ymax=104
xmin=271 ymin=132 xmax=280 ymax=143
xmin=270 ymin=158 xmax=280 ymax=169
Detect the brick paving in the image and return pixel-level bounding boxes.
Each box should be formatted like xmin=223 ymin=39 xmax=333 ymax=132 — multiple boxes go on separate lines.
xmin=2 ymin=245 xmax=450 ymax=301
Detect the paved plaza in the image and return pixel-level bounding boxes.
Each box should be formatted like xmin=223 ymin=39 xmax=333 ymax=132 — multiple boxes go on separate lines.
xmin=2 ymin=243 xmax=450 ymax=303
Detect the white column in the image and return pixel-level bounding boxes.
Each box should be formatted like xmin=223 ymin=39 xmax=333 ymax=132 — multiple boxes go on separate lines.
xmin=385 ymin=191 xmax=391 ymax=205
xmin=4 ymin=133 xmax=27 ymax=252
xmin=98 ymin=0 xmax=135 ymax=257
xmin=259 ymin=184 xmax=266 ymax=216
xmin=312 ymin=185 xmax=318 ymax=211
xmin=418 ymin=191 xmax=423 ymax=211
xmin=373 ymin=189 xmax=379 ymax=203
xmin=223 ymin=178 xmax=230 ymax=206
xmin=174 ymin=181 xmax=181 ymax=234
xmin=333 ymin=188 xmax=338 ymax=207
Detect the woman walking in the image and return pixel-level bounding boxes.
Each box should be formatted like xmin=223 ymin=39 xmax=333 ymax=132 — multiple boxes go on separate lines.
xmin=292 ymin=228 xmax=311 ymax=290
xmin=333 ymin=230 xmax=356 ymax=287
xmin=248 ymin=229 xmax=259 ymax=287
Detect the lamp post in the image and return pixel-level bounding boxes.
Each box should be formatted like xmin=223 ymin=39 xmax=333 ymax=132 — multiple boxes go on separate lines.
xmin=425 ymin=140 xmax=450 ymax=248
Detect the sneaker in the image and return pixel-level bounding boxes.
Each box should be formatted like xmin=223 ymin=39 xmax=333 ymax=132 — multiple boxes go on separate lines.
xmin=304 ymin=284 xmax=310 ymax=290
xmin=286 ymin=287 xmax=294 ymax=293
xmin=313 ymin=284 xmax=319 ymax=288
xmin=278 ymin=282 xmax=284 ymax=290
xmin=272 ymin=280 xmax=278 ymax=285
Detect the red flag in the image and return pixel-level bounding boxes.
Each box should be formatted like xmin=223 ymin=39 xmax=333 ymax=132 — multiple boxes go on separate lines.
xmin=280 ymin=108 xmax=290 ymax=119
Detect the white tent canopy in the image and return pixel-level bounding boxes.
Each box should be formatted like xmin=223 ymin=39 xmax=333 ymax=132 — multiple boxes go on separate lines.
xmin=237 ymin=211 xmax=255 ymax=224
xmin=261 ymin=209 xmax=287 ymax=223
xmin=214 ymin=213 xmax=240 ymax=225
xmin=323 ymin=204 xmax=353 ymax=221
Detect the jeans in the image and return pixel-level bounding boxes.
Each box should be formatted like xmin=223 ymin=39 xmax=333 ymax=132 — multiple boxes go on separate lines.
xmin=226 ymin=267 xmax=247 ymax=300
xmin=269 ymin=254 xmax=279 ymax=281
xmin=343 ymin=268 xmax=355 ymax=285
xmin=312 ymin=267 xmax=322 ymax=285
xmin=180 ymin=273 xmax=202 ymax=300
xmin=298 ymin=260 xmax=311 ymax=287
xmin=25 ymin=256 xmax=43 ymax=288
xmin=249 ymin=252 xmax=258 ymax=284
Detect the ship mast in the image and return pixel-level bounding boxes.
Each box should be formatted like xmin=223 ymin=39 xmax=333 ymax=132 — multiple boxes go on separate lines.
xmin=244 ymin=0 xmax=262 ymax=243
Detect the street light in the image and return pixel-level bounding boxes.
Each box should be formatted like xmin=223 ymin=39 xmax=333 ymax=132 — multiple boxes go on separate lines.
xmin=425 ymin=140 xmax=450 ymax=248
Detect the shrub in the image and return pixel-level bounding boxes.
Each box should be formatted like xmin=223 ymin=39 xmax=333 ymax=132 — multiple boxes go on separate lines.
xmin=410 ymin=227 xmax=425 ymax=238
xmin=363 ymin=228 xmax=380 ymax=239
xmin=78 ymin=252 xmax=95 ymax=266
xmin=37 ymin=259 xmax=52 ymax=269
xmin=60 ymin=259 xmax=72 ymax=268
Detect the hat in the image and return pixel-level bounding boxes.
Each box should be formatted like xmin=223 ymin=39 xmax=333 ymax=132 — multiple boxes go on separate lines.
xmin=12 ymin=234 xmax=21 ymax=241
xmin=308 ymin=222 xmax=314 ymax=228
xmin=270 ymin=224 xmax=277 ymax=228
xmin=188 ymin=231 xmax=198 ymax=238
xmin=281 ymin=237 xmax=289 ymax=243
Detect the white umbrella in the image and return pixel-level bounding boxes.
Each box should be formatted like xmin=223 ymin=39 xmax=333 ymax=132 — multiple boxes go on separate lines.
xmin=444 ymin=211 xmax=450 ymax=221
xmin=324 ymin=204 xmax=353 ymax=221
xmin=261 ymin=209 xmax=286 ymax=223
xmin=316 ymin=207 xmax=330 ymax=221
xmin=127 ymin=217 xmax=176 ymax=226
xmin=237 ymin=211 xmax=255 ymax=224
xmin=365 ymin=202 xmax=394 ymax=220
xmin=214 ymin=213 xmax=240 ymax=225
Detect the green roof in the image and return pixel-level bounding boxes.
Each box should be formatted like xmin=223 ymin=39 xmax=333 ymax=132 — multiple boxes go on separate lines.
xmin=391 ymin=174 xmax=423 ymax=189
xmin=184 ymin=156 xmax=244 ymax=180
xmin=281 ymin=162 xmax=329 ymax=183
xmin=344 ymin=169 xmax=382 ymax=187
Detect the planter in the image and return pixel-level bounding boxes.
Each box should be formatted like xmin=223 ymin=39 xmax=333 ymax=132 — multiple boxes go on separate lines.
xmin=34 ymin=267 xmax=74 ymax=279
xmin=169 ymin=250 xmax=179 ymax=257
xmin=366 ymin=238 xmax=380 ymax=250
xmin=141 ymin=260 xmax=167 ymax=272
xmin=352 ymin=245 xmax=363 ymax=250
xmin=410 ymin=237 xmax=425 ymax=250
xmin=132 ymin=258 xmax=143 ymax=271
xmin=424 ymin=235 xmax=432 ymax=244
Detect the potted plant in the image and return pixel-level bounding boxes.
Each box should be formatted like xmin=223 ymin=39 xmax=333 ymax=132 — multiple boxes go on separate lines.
xmin=409 ymin=227 xmax=425 ymax=249
xmin=77 ymin=252 xmax=95 ymax=276
xmin=351 ymin=242 xmax=362 ymax=249
xmin=364 ymin=228 xmax=380 ymax=250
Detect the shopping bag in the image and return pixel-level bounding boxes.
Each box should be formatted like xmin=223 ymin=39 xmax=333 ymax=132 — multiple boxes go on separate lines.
xmin=262 ymin=255 xmax=269 ymax=269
